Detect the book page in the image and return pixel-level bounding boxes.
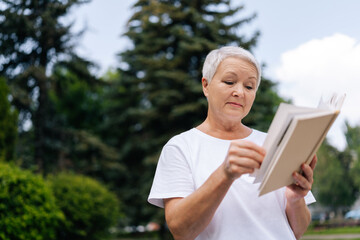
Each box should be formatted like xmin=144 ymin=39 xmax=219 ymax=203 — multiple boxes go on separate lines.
xmin=252 ymin=103 xmax=320 ymax=183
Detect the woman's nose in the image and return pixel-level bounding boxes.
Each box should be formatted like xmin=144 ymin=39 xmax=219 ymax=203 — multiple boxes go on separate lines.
xmin=232 ymin=85 xmax=245 ymax=97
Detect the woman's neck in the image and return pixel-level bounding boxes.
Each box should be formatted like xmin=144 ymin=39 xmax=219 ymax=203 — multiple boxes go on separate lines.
xmin=196 ymin=116 xmax=252 ymax=140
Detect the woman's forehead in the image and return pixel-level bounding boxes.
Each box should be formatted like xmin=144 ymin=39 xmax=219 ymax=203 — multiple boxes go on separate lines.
xmin=217 ymin=58 xmax=258 ymax=75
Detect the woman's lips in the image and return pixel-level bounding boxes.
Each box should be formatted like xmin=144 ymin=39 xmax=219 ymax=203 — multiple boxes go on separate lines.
xmin=227 ymin=102 xmax=243 ymax=108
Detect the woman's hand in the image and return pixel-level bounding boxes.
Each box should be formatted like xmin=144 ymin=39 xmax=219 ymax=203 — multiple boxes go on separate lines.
xmin=285 ymin=155 xmax=317 ymax=239
xmin=286 ymin=155 xmax=317 ymax=203
xmin=222 ymin=140 xmax=266 ymax=180
xmin=164 ymin=139 xmax=266 ymax=240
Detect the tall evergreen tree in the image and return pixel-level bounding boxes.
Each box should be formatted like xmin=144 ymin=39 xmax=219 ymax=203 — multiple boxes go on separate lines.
xmin=117 ymin=0 xmax=284 ymax=225
xmin=49 ymin=57 xmax=124 ymax=179
xmin=98 ymin=70 xmax=143 ymax=225
xmin=0 ymin=77 xmax=18 ymax=161
xmin=0 ymin=0 xmax=89 ymax=172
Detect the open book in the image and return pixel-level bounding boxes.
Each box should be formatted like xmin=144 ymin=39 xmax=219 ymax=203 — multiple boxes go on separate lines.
xmin=252 ymin=93 xmax=345 ymax=196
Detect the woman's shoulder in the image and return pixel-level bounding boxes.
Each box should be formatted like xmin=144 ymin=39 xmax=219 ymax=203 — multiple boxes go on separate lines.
xmin=166 ymin=128 xmax=267 ymax=147
xmin=246 ymin=129 xmax=267 ymax=145
xmin=166 ymin=128 xmax=198 ymax=146
xmin=251 ymin=129 xmax=267 ymax=137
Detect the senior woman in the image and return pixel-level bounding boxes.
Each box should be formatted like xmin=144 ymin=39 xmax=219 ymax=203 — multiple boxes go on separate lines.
xmin=148 ymin=46 xmax=316 ymax=240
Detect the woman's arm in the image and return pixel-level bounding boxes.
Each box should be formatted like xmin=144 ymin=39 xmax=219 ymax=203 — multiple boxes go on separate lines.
xmin=285 ymin=155 xmax=317 ymax=239
xmin=164 ymin=140 xmax=265 ymax=240
xmin=286 ymin=197 xmax=311 ymax=239
xmin=164 ymin=166 xmax=233 ymax=240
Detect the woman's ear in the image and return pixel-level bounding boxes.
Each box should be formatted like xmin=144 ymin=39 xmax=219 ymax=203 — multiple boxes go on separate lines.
xmin=202 ymin=77 xmax=209 ymax=97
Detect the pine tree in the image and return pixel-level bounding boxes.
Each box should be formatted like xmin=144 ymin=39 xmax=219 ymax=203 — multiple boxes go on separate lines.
xmin=117 ymin=0 xmax=284 ymax=225
xmin=0 ymin=0 xmax=89 ymax=172
xmin=0 ymin=77 xmax=18 ymax=161
xmin=49 ymin=56 xmax=123 ymax=178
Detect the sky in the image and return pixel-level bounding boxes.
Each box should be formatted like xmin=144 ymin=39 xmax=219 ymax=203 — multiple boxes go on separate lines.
xmin=69 ymin=0 xmax=360 ymax=150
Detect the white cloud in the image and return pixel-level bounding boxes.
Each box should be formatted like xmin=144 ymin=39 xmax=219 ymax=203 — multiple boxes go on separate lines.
xmin=274 ymin=33 xmax=360 ymax=150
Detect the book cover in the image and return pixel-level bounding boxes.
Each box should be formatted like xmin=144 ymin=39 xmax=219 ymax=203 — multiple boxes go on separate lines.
xmin=253 ymin=93 xmax=345 ymax=196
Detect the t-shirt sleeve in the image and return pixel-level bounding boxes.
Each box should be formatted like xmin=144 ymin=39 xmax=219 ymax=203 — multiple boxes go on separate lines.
xmin=304 ymin=191 xmax=316 ymax=205
xmin=280 ymin=188 xmax=316 ymax=209
xmin=148 ymin=141 xmax=195 ymax=208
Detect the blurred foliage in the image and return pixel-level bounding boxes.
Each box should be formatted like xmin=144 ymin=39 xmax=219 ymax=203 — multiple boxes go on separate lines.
xmin=0 ymin=0 xmax=90 ymax=172
xmin=346 ymin=122 xmax=360 ymax=194
xmin=314 ymin=140 xmax=358 ymax=213
xmin=49 ymin=173 xmax=122 ymax=240
xmin=312 ymin=121 xmax=360 ymax=215
xmin=0 ymin=163 xmax=64 ymax=240
xmin=48 ymin=57 xmax=124 ymax=178
xmin=0 ymin=77 xmax=18 ymax=162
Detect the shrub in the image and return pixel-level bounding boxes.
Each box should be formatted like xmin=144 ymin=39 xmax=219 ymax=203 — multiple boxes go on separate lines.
xmin=0 ymin=163 xmax=64 ymax=240
xmin=49 ymin=173 xmax=121 ymax=240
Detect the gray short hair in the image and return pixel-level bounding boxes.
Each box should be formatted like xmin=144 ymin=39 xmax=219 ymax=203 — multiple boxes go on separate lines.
xmin=202 ymin=46 xmax=262 ymax=88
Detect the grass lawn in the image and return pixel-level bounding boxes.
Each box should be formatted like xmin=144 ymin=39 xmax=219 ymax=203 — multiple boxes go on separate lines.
xmin=305 ymin=226 xmax=360 ymax=235
xmin=115 ymin=226 xmax=360 ymax=240
xmin=302 ymin=225 xmax=360 ymax=240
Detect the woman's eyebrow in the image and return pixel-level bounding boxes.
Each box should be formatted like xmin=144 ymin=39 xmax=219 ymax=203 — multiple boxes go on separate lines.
xmin=224 ymin=71 xmax=238 ymax=77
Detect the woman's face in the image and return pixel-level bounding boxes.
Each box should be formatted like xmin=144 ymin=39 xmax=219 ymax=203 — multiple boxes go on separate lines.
xmin=202 ymin=57 xmax=258 ymax=123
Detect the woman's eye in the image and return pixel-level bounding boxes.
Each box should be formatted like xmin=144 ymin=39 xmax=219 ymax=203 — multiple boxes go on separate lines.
xmin=224 ymin=81 xmax=234 ymax=85
xmin=246 ymin=86 xmax=253 ymax=90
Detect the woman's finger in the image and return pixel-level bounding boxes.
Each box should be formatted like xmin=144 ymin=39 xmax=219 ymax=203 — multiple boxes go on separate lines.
xmin=227 ymin=155 xmax=261 ymax=169
xmin=232 ymin=140 xmax=266 ymax=156
xmin=309 ymin=155 xmax=317 ymax=170
xmin=293 ymin=171 xmax=312 ymax=191
xmin=301 ymin=163 xmax=314 ymax=183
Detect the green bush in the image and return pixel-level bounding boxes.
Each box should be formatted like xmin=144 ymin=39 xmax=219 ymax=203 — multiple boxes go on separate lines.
xmin=0 ymin=163 xmax=64 ymax=240
xmin=49 ymin=173 xmax=121 ymax=240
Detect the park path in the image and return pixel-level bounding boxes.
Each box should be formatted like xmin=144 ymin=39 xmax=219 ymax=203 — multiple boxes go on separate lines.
xmin=301 ymin=233 xmax=360 ymax=239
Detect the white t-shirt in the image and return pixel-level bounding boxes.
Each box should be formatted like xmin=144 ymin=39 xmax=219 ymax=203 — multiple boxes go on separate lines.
xmin=148 ymin=128 xmax=316 ymax=240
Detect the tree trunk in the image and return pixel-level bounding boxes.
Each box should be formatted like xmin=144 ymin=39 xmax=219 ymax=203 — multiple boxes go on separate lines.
xmin=34 ymin=67 xmax=49 ymax=173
